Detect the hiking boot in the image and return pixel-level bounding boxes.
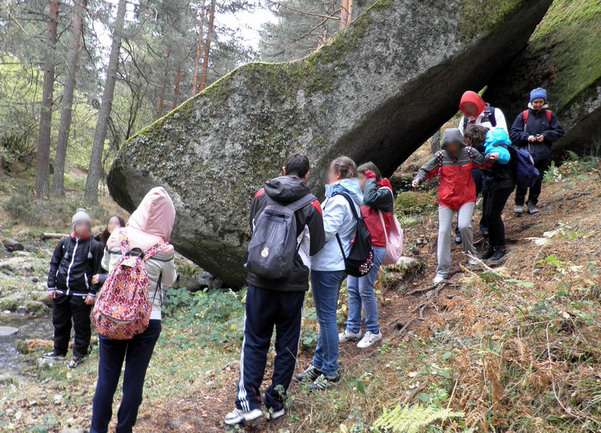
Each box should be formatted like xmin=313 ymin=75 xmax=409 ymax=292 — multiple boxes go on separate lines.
xmin=266 ymin=407 xmax=285 ymax=421
xmin=224 ymin=408 xmax=263 ymax=425
xmin=68 ymin=356 xmax=85 ymax=369
xmin=339 ymin=329 xmax=363 ymax=343
xmin=295 ymin=365 xmax=322 ymax=383
xmin=480 ymin=225 xmax=489 ymax=238
xmin=527 ymin=202 xmax=539 ymax=215
xmin=489 ymin=247 xmax=508 ymax=264
xmin=308 ymin=374 xmax=340 ymax=391
xmin=479 ymin=247 xmax=495 ymax=261
xmin=42 ymin=351 xmax=66 ymax=360
xmin=357 ymin=331 xmax=382 ymax=349
xmin=514 ymin=205 xmax=525 ymax=215
xmin=432 ymin=274 xmax=447 ymax=285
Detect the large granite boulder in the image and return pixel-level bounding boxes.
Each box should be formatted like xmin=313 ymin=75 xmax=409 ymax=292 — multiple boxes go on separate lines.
xmin=108 ymin=0 xmax=552 ymax=287
xmin=487 ymin=0 xmax=601 ymax=157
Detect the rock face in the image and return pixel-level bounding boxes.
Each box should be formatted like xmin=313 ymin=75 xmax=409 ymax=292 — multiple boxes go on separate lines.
xmin=487 ymin=0 xmax=601 ymax=157
xmin=108 ymin=0 xmax=552 ymax=287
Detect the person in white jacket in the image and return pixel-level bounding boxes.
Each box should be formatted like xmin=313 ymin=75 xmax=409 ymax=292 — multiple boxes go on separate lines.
xmin=295 ymin=156 xmax=363 ymax=391
xmin=457 ymin=90 xmax=508 ymax=134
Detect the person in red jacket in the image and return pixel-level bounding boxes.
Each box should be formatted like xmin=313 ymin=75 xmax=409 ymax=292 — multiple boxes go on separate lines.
xmin=412 ymin=129 xmax=499 ymax=284
xmin=339 ymin=162 xmax=393 ymax=349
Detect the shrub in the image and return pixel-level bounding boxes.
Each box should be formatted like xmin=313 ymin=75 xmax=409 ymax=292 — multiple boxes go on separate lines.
xmin=0 ymin=130 xmax=36 ymax=172
xmin=395 ymin=191 xmax=437 ymax=214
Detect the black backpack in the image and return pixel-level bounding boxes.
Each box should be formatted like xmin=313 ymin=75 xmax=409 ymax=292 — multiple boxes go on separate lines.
xmin=333 ymin=192 xmax=374 ymax=277
xmin=246 ymin=194 xmax=316 ymax=280
xmin=462 ymin=105 xmax=497 ymax=129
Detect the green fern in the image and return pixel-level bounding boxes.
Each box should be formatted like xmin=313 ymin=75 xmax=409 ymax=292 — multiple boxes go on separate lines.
xmin=371 ymin=404 xmax=464 ymax=433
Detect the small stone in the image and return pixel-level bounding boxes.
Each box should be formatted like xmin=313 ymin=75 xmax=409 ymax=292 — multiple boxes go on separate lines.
xmin=0 ymin=326 xmax=19 ymax=337
xmin=53 ymin=394 xmax=63 ymax=405
xmin=59 ymin=429 xmax=84 ymax=433
xmin=31 ymin=276 xmax=39 ymax=283
xmin=3 ymin=239 xmax=24 ymax=252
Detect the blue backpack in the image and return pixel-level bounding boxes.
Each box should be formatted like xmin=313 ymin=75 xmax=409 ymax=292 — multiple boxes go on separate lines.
xmin=510 ymin=146 xmax=540 ymax=188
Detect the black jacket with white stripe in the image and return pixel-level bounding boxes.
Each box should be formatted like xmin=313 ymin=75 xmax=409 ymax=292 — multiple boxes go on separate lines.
xmin=47 ymin=235 xmax=103 ymax=297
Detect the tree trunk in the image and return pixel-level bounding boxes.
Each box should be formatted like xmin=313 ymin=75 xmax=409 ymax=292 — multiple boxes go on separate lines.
xmin=34 ymin=0 xmax=60 ymax=199
xmin=339 ymin=0 xmax=349 ymax=30
xmin=52 ymin=0 xmax=86 ymax=198
xmin=84 ymin=0 xmax=127 ymax=204
xmin=191 ymin=0 xmax=207 ymax=94
xmin=156 ymin=49 xmax=171 ymax=118
xmin=346 ymin=0 xmax=353 ymax=27
xmin=199 ymin=0 xmax=216 ymax=92
xmin=172 ymin=64 xmax=182 ymax=109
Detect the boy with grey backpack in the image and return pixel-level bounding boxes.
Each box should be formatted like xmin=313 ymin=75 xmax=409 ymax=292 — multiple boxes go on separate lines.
xmin=226 ymin=154 xmax=325 ymax=426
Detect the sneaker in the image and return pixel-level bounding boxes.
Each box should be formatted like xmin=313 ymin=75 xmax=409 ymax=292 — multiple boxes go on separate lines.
xmin=68 ymin=356 xmax=85 ymax=369
xmin=339 ymin=329 xmax=363 ymax=343
xmin=479 ymin=247 xmax=495 ymax=260
xmin=357 ymin=331 xmax=382 ymax=349
xmin=489 ymin=247 xmax=508 ymax=264
xmin=42 ymin=351 xmax=66 ymax=360
xmin=308 ymin=374 xmax=340 ymax=391
xmin=224 ymin=408 xmax=264 ymax=425
xmin=514 ymin=205 xmax=525 ymax=215
xmin=454 ymin=228 xmax=462 ymax=245
xmin=433 ymin=274 xmax=446 ymax=285
xmin=467 ymin=257 xmax=479 ymax=266
xmin=266 ymin=407 xmax=285 ymax=421
xmin=295 ymin=365 xmax=322 ymax=383
xmin=527 ymin=202 xmax=539 ymax=215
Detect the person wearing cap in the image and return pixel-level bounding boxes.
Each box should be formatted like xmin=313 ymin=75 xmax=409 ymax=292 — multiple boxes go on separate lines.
xmin=509 ymin=87 xmax=565 ymax=215
xmin=43 ymin=208 xmax=103 ymax=368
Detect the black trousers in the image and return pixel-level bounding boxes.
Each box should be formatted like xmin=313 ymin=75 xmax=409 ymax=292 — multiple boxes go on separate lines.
xmin=482 ymin=186 xmax=514 ymax=248
xmin=515 ymin=158 xmax=550 ymax=205
xmin=91 ymin=320 xmax=161 ymax=433
xmin=52 ymin=293 xmax=92 ymax=357
xmin=235 ymin=285 xmax=305 ymax=412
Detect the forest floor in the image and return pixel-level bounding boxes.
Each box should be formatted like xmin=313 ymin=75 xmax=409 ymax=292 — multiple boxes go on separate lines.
xmin=0 ymin=158 xmax=600 ymax=433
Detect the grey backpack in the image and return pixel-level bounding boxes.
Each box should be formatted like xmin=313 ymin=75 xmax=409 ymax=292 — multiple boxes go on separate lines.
xmin=246 ymin=194 xmax=316 ymax=280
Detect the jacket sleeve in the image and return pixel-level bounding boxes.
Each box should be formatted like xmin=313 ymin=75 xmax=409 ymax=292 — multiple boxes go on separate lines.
xmin=160 ymin=256 xmax=178 ymax=287
xmin=510 ymin=113 xmax=529 ymax=145
xmin=542 ymin=112 xmax=565 ymax=142
xmin=47 ymin=239 xmax=64 ymax=290
xmin=458 ymin=116 xmax=465 ymax=134
xmin=88 ymin=241 xmax=104 ymax=296
xmin=305 ymin=200 xmax=325 ymax=256
xmin=322 ymin=197 xmax=350 ymax=242
xmin=101 ymin=247 xmax=111 ymax=271
xmin=494 ymin=108 xmax=508 ymax=133
xmin=363 ymin=179 xmax=393 ymax=210
xmin=469 ymin=148 xmax=494 ymax=168
xmin=414 ymin=155 xmax=441 ymax=183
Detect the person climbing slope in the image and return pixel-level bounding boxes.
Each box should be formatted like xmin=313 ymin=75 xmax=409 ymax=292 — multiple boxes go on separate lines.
xmin=225 ymin=154 xmax=325 ymax=425
xmin=339 ymin=162 xmax=393 ymax=349
xmin=509 ymin=87 xmax=565 ymax=215
xmin=90 ymin=187 xmax=177 ymax=433
xmin=412 ymin=129 xmax=499 ymax=284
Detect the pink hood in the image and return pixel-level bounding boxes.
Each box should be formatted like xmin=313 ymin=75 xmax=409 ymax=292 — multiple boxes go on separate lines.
xmin=107 ymin=187 xmax=176 ymax=254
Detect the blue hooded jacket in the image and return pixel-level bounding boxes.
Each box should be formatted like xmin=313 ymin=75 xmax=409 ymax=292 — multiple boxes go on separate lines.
xmin=483 ymin=129 xmax=511 ymax=165
xmin=311 ymin=178 xmax=363 ymax=272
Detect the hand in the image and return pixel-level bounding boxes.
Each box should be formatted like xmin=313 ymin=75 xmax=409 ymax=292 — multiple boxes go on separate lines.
xmin=528 ymin=135 xmax=537 ymax=142
xmin=536 ymin=135 xmax=544 ymax=142
xmin=412 ymin=179 xmax=420 ymax=188
xmin=48 ymin=290 xmax=56 ymax=299
xmin=91 ymin=274 xmax=99 ymax=284
xmin=488 ymin=152 xmax=499 ymax=161
xmin=85 ymin=295 xmax=96 ymax=305
xmin=364 ymin=170 xmax=377 ymax=180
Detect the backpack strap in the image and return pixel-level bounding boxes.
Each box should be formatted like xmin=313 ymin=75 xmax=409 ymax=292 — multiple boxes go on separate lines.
xmin=546 ymin=110 xmax=552 ymax=122
xmin=285 ymin=194 xmax=317 ymax=213
xmin=332 ymin=192 xmax=362 ymax=261
xmin=143 ymin=241 xmax=170 ymax=261
xmin=483 ymin=105 xmax=497 ymax=128
xmin=119 ymin=230 xmax=130 ymax=252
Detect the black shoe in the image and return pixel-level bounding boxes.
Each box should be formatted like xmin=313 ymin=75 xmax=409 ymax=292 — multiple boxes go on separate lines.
xmin=454 ymin=234 xmax=462 ymax=245
xmin=489 ymin=247 xmax=508 ymax=263
xmin=480 ymin=225 xmax=489 ymax=238
xmin=308 ymin=374 xmax=340 ymax=391
xmin=42 ymin=351 xmax=66 ymax=360
xmin=68 ymin=356 xmax=85 ymax=369
xmin=527 ymin=202 xmax=539 ymax=215
xmin=295 ymin=365 xmax=322 ymax=383
xmin=479 ymin=247 xmax=495 ymax=260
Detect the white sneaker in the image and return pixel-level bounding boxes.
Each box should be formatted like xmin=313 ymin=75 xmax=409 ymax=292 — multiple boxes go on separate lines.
xmin=514 ymin=205 xmax=525 ymax=214
xmin=338 ymin=329 xmax=363 ymax=343
xmin=357 ymin=331 xmax=382 ymax=348
xmin=433 ymin=275 xmax=447 ymax=285
xmin=467 ymin=257 xmax=478 ymax=266
xmin=224 ymin=408 xmax=263 ymax=425
xmin=266 ymin=407 xmax=285 ymax=420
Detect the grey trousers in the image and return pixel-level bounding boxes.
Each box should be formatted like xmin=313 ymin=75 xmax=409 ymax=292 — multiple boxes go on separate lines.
xmin=437 ymin=202 xmax=476 ymax=278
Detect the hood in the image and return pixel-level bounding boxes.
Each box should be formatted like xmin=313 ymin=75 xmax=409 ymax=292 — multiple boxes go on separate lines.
xmin=459 ymin=91 xmax=486 ymax=117
xmin=325 ymin=178 xmax=364 ymax=205
xmin=484 ymin=128 xmax=512 ymax=148
xmin=441 ymin=128 xmax=466 ymax=149
xmin=527 ymin=102 xmax=549 ymax=111
xmin=128 ymin=187 xmax=176 ymax=242
xmin=264 ymin=176 xmax=310 ymax=204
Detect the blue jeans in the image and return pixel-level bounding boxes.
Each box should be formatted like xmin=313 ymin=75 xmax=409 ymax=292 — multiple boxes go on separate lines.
xmin=346 ymin=245 xmax=386 ymax=334
xmin=311 ymin=270 xmax=347 ymax=376
xmin=90 ymin=320 xmax=161 ymax=433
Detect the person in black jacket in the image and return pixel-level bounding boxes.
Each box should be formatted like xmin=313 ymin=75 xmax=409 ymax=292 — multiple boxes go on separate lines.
xmin=44 ymin=208 xmax=103 ymax=368
xmin=510 ymin=87 xmax=565 ymax=215
xmin=225 ymin=154 xmax=325 ymax=426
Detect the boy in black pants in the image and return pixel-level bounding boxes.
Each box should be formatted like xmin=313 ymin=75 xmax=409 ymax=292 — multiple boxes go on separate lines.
xmin=44 ymin=208 xmax=103 ymax=368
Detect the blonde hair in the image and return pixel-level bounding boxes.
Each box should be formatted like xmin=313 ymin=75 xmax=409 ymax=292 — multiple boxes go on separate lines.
xmin=331 ymin=156 xmax=358 ymax=179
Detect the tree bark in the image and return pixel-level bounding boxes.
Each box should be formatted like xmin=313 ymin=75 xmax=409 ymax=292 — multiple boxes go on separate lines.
xmin=191 ymin=0 xmax=207 ymax=95
xmin=34 ymin=0 xmax=60 ymax=199
xmin=156 ymin=49 xmax=171 ymax=118
xmin=52 ymin=0 xmax=86 ymax=198
xmin=172 ymin=64 xmax=182 ymax=109
xmin=199 ymin=0 xmax=216 ymax=92
xmin=84 ymin=0 xmax=127 ymax=204
xmin=339 ymin=0 xmax=349 ymax=30
xmin=346 ymin=0 xmax=353 ymax=27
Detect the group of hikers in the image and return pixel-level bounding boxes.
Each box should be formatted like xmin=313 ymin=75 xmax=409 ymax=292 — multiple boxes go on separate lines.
xmin=41 ymin=87 xmax=564 ymax=431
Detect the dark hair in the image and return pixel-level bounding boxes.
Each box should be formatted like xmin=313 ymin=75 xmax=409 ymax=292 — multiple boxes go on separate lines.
xmin=464 ymin=124 xmax=488 ymax=147
xmin=98 ymin=215 xmax=126 ymax=248
xmin=331 ymin=156 xmax=358 ymax=179
xmin=285 ymin=154 xmax=310 ymax=178
xmin=357 ymin=162 xmax=382 ymax=181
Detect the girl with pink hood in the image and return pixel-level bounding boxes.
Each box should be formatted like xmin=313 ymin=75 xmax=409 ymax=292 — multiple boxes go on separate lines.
xmin=90 ymin=187 xmax=177 ymax=433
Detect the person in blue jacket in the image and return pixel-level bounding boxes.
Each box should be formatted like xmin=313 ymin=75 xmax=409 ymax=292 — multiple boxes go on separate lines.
xmin=509 ymin=88 xmax=565 ymax=215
